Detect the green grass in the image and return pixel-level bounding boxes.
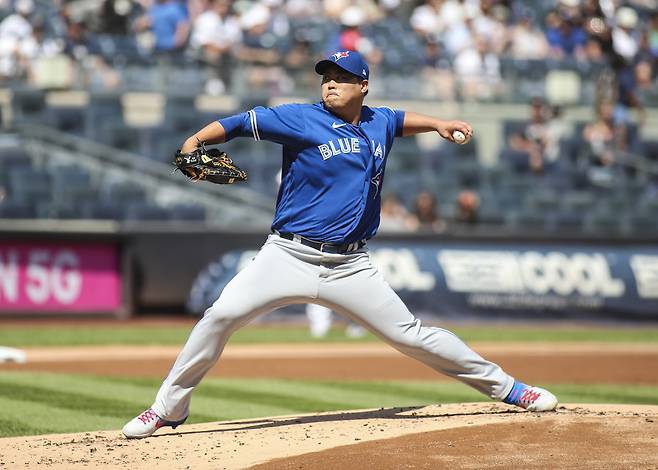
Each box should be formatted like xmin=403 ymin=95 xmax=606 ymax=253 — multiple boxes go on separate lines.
xmin=0 ymin=324 xmax=657 ymax=347
xmin=0 ymin=371 xmax=656 ymax=438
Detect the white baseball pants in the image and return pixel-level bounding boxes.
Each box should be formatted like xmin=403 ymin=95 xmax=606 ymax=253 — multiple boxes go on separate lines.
xmin=152 ymin=234 xmax=515 ymax=421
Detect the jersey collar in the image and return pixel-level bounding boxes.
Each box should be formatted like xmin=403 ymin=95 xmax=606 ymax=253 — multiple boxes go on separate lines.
xmin=319 ymin=101 xmax=367 ymax=127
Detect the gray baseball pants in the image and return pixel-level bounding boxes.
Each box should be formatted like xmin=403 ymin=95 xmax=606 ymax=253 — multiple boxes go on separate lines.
xmin=152 ymin=234 xmax=515 ymax=421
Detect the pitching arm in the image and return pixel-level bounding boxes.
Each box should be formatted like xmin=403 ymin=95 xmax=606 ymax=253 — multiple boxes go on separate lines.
xmin=402 ymin=111 xmax=473 ymax=143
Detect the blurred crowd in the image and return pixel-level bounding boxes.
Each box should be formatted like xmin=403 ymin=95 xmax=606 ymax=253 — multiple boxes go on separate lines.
xmin=0 ymin=0 xmax=655 ymax=100
xmin=379 ymin=188 xmax=480 ymax=233
xmin=0 ymin=0 xmax=656 ymax=232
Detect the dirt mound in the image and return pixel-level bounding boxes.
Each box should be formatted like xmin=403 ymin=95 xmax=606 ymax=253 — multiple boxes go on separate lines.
xmin=1 ymin=404 xmax=656 ymax=470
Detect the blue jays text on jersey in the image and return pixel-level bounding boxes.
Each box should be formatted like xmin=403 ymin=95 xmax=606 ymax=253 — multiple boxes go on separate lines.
xmin=218 ymin=102 xmax=405 ymax=244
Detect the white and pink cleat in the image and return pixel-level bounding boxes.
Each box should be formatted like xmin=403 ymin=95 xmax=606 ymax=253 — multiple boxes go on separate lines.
xmin=122 ymin=409 xmax=187 ymax=439
xmin=503 ymin=381 xmax=558 ymax=412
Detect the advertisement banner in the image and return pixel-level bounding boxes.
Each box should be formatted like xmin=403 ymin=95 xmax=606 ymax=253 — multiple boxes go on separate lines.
xmin=0 ymin=242 xmax=122 ymax=313
xmin=187 ymin=241 xmax=658 ymax=320
xmin=368 ymin=242 xmax=658 ymax=319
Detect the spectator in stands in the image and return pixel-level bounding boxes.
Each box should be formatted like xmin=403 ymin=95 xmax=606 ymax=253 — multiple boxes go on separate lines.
xmin=283 ymin=37 xmax=317 ymax=90
xmin=582 ymin=101 xmax=628 ymax=175
xmin=453 ymin=35 xmax=501 ymax=100
xmin=648 ymin=11 xmax=658 ymax=58
xmin=612 ymin=6 xmax=640 ymax=63
xmin=504 ymin=98 xmax=566 ymax=175
xmin=440 ymin=4 xmax=476 ymax=57
xmin=0 ymin=0 xmax=33 ymax=41
xmin=286 ymin=0 xmax=322 ymax=19
xmin=236 ymin=3 xmax=290 ymax=93
xmin=635 ymin=59 xmax=656 ymax=104
xmin=20 ymin=21 xmax=66 ymax=86
xmin=508 ymin=14 xmax=550 ymax=60
xmin=455 ymin=189 xmax=480 ymax=225
xmin=409 ymin=0 xmax=441 ymax=42
xmin=325 ymin=6 xmax=382 ymax=67
xmin=526 ymin=98 xmax=565 ymax=166
xmin=544 ymin=8 xmax=587 ymax=60
xmin=471 ymin=2 xmax=508 ymax=57
xmin=190 ymin=0 xmax=241 ymax=95
xmin=379 ymin=193 xmax=414 ymax=232
xmin=61 ymin=10 xmax=100 ymax=60
xmin=134 ymin=0 xmax=190 ymax=54
xmin=583 ymin=36 xmax=606 ymax=63
xmin=59 ymin=9 xmax=121 ymax=89
xmin=0 ymin=0 xmax=34 ymax=79
xmin=407 ymin=190 xmax=446 ymax=233
xmin=99 ymin=0 xmax=142 ymax=35
xmin=419 ymin=37 xmax=455 ymax=100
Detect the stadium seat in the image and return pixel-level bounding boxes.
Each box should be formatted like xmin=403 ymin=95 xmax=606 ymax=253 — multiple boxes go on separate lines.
xmin=124 ymin=202 xmax=170 ymax=221
xmin=628 ymin=213 xmax=658 ymax=233
xmin=584 ymin=212 xmax=623 ymax=234
xmin=502 ymin=120 xmax=529 ymax=141
xmin=10 ymin=87 xmax=47 ymax=123
xmin=101 ymin=124 xmax=140 ymax=152
xmin=102 ymin=181 xmax=146 ymax=204
xmin=526 ymin=189 xmax=561 ymax=212
xmin=80 ymin=201 xmax=124 ymax=220
xmin=0 ymin=151 xmax=33 ymax=177
xmin=549 ymin=210 xmax=583 ymax=232
xmin=508 ymin=209 xmax=546 ymax=230
xmin=96 ymin=35 xmax=145 ymax=65
xmin=168 ymin=204 xmax=206 ymax=221
xmin=45 ymin=106 xmax=85 ymax=134
xmin=36 ymin=201 xmax=82 ymax=220
xmin=477 ymin=206 xmax=505 ymax=226
xmin=7 ymin=168 xmax=51 ymax=204
xmin=454 ymin=159 xmax=482 ymax=187
xmin=561 ymin=191 xmax=596 ymax=212
xmin=0 ymin=200 xmax=35 ymax=219
xmin=163 ymin=95 xmax=198 ymax=132
xmin=499 ymin=147 xmax=531 ymax=174
xmin=51 ymin=166 xmax=97 ymax=205
xmin=642 ymin=139 xmax=658 ymax=161
xmin=85 ymin=93 xmax=123 ymax=139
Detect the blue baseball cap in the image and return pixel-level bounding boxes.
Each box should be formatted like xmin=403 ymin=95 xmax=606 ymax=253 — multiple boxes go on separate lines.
xmin=315 ymin=50 xmax=369 ymax=80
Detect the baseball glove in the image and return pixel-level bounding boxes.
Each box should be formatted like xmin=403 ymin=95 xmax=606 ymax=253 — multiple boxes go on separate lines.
xmin=173 ymin=145 xmax=247 ymax=184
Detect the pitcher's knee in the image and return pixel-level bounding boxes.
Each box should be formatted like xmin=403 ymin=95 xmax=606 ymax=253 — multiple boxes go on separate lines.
xmin=387 ymin=320 xmax=426 ymax=350
xmin=203 ymin=301 xmax=247 ymax=328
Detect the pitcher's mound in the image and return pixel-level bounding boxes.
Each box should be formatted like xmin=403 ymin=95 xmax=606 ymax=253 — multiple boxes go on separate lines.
xmin=1 ymin=403 xmax=656 ymax=469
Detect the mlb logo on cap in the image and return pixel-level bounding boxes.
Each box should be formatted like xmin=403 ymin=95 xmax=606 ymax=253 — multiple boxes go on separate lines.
xmin=315 ymin=50 xmax=369 ymax=80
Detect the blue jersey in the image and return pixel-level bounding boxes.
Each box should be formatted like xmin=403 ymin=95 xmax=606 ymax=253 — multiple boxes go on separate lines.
xmin=219 ymin=102 xmax=405 ymax=243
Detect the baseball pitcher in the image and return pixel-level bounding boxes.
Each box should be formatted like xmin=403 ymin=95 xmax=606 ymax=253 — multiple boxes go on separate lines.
xmin=123 ymin=50 xmax=557 ymax=439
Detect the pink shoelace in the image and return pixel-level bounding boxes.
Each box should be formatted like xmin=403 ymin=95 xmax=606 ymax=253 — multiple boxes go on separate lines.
xmin=137 ymin=410 xmax=159 ymax=424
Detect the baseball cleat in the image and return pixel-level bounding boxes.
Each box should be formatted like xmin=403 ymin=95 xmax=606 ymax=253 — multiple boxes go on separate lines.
xmin=503 ymin=381 xmax=558 ymax=412
xmin=122 ymin=409 xmax=187 ymax=439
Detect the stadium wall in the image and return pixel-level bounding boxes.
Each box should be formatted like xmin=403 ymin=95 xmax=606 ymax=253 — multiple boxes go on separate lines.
xmin=0 ymin=223 xmax=656 ymax=320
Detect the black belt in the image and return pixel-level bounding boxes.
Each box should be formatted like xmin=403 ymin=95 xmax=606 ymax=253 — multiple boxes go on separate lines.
xmin=274 ymin=231 xmax=366 ymax=254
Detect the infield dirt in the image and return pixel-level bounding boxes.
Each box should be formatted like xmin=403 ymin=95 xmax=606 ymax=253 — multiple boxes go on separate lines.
xmin=3 ymin=342 xmax=658 ymax=384
xmin=0 ymin=403 xmax=656 ymax=469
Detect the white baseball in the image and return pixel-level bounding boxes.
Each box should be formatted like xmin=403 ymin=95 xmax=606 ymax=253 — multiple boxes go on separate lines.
xmin=452 ymin=130 xmax=467 ymax=144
